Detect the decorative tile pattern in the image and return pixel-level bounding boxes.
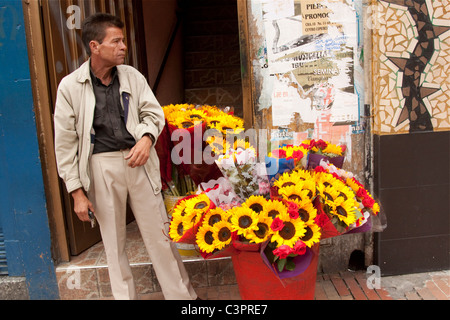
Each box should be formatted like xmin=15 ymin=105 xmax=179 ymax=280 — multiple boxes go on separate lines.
xmin=372 ymin=0 xmax=450 ymax=134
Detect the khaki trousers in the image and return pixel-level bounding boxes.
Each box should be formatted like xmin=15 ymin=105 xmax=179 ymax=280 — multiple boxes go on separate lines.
xmin=88 ymin=150 xmax=196 ymax=300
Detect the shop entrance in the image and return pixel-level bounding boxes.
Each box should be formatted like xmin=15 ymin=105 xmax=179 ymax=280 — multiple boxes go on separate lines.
xmin=34 ymin=0 xmax=243 ymax=261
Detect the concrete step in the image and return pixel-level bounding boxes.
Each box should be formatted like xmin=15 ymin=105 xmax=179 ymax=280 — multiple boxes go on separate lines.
xmin=55 ymin=221 xmax=236 ymax=300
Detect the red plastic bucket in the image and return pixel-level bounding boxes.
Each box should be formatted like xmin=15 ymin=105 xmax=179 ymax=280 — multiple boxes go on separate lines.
xmin=231 ymin=244 xmax=319 ymax=300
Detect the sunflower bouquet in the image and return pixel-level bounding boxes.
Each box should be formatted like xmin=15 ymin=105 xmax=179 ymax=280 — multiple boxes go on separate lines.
xmin=301 ymin=139 xmax=346 ymax=169
xmin=168 ymin=193 xmax=215 ymax=244
xmin=315 ymin=160 xmax=381 ymax=232
xmin=195 ymin=206 xmax=239 ymax=259
xmin=157 ymin=104 xmax=245 ymax=193
xmin=225 ymin=195 xmax=322 ymax=277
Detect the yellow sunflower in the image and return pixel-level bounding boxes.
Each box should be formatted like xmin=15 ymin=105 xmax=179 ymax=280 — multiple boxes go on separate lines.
xmin=212 ymin=220 xmax=233 ymax=250
xmin=314 ymin=170 xmax=338 ymax=187
xmin=273 ymin=171 xmax=301 ymax=190
xmin=293 ymin=168 xmax=313 ymax=181
xmin=300 ymin=222 xmax=322 ymax=248
xmin=263 ymin=199 xmax=288 ymax=220
xmin=322 ymin=143 xmax=343 ymax=156
xmin=182 ymin=209 xmax=203 ymax=230
xmin=246 ymin=215 xmax=273 ymax=244
xmin=372 ymin=202 xmax=380 ymax=215
xmin=165 ymin=110 xmax=184 ymax=125
xmin=201 ymin=104 xmax=222 ymax=117
xmin=337 ymin=184 xmax=356 ymax=202
xmin=169 ymin=214 xmax=186 ymax=242
xmin=296 ymin=198 xmax=317 ymax=224
xmin=196 ymin=224 xmax=217 ymax=253
xmin=206 ymin=114 xmax=229 ymax=130
xmin=233 ymin=139 xmax=255 ymax=151
xmin=204 ymin=132 xmax=233 ymax=157
xmin=183 ymin=194 xmax=211 ymax=228
xmin=316 ymin=180 xmax=341 ymax=204
xmin=329 ymin=196 xmax=358 ymax=226
xmin=184 ymin=194 xmax=210 ymax=212
xmin=243 ymin=195 xmax=267 ymax=214
xmin=225 ymin=114 xmax=244 ymax=128
xmin=171 ymin=198 xmax=188 ymax=218
xmin=162 ymin=103 xmax=194 ymax=118
xmin=297 ymin=179 xmax=316 ymax=200
xmin=210 ymin=114 xmax=244 ymax=135
xmin=230 ymin=206 xmax=259 ymax=237
xmin=271 ymin=212 xmax=306 ymax=248
xmin=188 ymin=109 xmax=207 ymax=121
xmin=345 ymin=177 xmax=362 ymax=194
xmin=278 ymin=185 xmax=312 ymax=204
xmin=173 ymin=117 xmax=197 ymax=129
xmin=203 ymin=207 xmax=226 ymax=227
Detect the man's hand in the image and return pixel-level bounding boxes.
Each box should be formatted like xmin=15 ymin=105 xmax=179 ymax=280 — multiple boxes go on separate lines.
xmin=125 ymin=134 xmax=152 ymax=168
xmin=71 ymin=188 xmax=94 ymax=222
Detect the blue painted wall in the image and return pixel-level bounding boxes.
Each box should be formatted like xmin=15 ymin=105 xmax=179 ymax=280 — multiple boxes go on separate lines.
xmin=0 ymin=0 xmax=59 ymax=299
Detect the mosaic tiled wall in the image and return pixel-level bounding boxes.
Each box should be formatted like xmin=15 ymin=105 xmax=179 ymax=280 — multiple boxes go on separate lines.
xmin=372 ymin=0 xmax=450 ymax=134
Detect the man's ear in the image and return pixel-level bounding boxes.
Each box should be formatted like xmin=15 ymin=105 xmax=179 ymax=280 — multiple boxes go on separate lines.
xmin=89 ymin=40 xmax=99 ymax=55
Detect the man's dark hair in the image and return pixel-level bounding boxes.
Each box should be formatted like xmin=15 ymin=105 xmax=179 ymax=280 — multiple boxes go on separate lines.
xmin=81 ymin=13 xmax=124 ymax=56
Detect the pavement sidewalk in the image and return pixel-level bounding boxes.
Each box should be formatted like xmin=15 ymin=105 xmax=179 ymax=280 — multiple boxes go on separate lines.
xmin=139 ymin=269 xmax=449 ymax=300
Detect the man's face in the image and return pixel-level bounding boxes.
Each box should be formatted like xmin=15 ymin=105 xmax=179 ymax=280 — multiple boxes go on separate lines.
xmin=92 ymin=26 xmax=127 ymax=67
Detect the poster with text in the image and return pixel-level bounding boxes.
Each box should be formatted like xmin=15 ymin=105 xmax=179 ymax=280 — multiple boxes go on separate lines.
xmin=265 ymin=0 xmax=359 ymax=127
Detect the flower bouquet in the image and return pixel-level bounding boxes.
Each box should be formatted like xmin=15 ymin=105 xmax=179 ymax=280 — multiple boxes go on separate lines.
xmin=165 ymin=130 xmax=384 ymax=299
xmin=215 ymin=145 xmax=271 ymax=203
xmin=302 ymin=139 xmax=346 ymax=169
xmin=168 ymin=193 xmax=215 ymax=244
xmin=200 ymin=177 xmax=241 ymax=210
xmin=315 ymin=160 xmax=382 ymax=236
xmin=265 ymin=144 xmax=308 ymax=181
xmin=270 ymin=160 xmax=382 ymax=240
xmin=226 ymin=195 xmax=322 ymax=299
xmin=158 ymin=104 xmax=244 ymax=188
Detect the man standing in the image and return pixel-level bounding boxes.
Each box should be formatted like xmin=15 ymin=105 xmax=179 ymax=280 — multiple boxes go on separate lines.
xmin=54 ymin=13 xmax=197 ymax=300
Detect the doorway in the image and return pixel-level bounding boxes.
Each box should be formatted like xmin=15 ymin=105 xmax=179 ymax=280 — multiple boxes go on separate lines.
xmin=142 ymin=0 xmax=243 ymax=116
xmin=31 ymin=0 xmax=243 ymax=261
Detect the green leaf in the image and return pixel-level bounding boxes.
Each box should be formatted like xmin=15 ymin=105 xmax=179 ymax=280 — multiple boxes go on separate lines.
xmin=285 ymin=259 xmax=296 ymax=271
xmin=277 ymin=258 xmax=287 ymax=272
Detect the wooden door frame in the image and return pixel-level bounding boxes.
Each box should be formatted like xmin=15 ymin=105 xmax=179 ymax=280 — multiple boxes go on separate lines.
xmin=22 ymin=0 xmax=70 ymax=263
xmin=236 ymin=0 xmax=254 ymax=129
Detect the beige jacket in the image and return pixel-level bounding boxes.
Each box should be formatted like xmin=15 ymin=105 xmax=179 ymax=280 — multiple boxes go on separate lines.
xmin=54 ymin=60 xmax=164 ymax=194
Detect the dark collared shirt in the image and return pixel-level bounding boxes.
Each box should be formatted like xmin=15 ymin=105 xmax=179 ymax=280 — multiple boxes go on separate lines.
xmin=90 ymin=67 xmax=136 ymax=154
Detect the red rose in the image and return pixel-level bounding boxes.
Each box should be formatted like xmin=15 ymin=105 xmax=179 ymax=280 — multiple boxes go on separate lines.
xmin=292 ymin=150 xmax=304 ymax=160
xmin=314 ymin=166 xmax=326 ymax=173
xmin=356 ymin=188 xmax=368 ymax=198
xmin=311 ymin=139 xmax=327 ymax=150
xmin=293 ymin=241 xmax=306 ymax=255
xmin=273 ymin=245 xmax=293 ymax=259
xmin=287 ymin=202 xmax=299 ymax=219
xmin=271 ymin=149 xmax=286 ymax=159
xmin=271 ymin=217 xmax=285 ymax=231
xmin=314 ymin=213 xmax=329 ymax=228
xmin=362 ymin=195 xmax=375 ymax=208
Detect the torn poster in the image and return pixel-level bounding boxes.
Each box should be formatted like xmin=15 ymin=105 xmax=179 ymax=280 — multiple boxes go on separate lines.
xmin=265 ymin=0 xmax=359 ymax=126
xmin=261 ymin=0 xmax=295 ymax=21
